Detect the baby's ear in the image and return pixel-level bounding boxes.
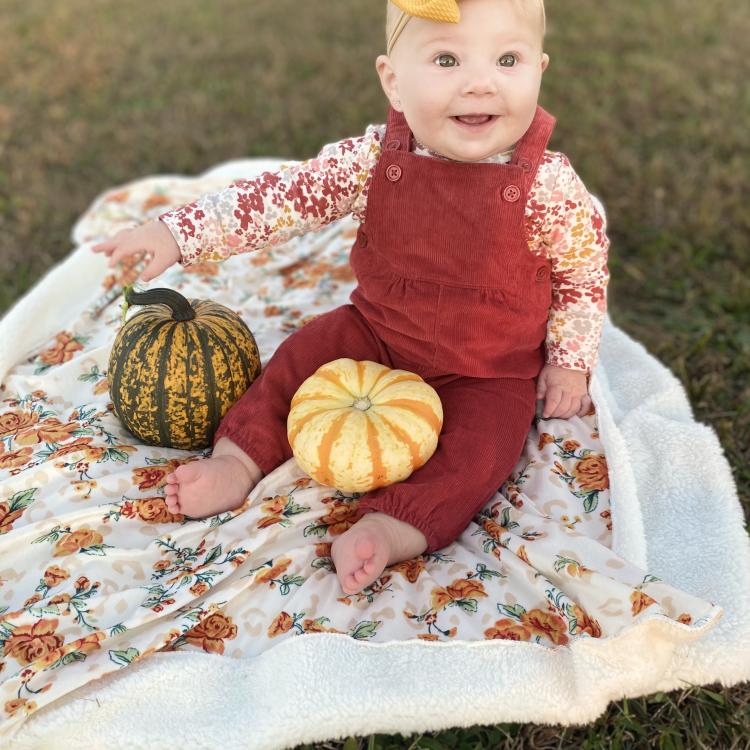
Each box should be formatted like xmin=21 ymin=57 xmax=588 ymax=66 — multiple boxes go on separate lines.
xmin=541 ymin=53 xmax=550 ymax=73
xmin=375 ymin=54 xmax=402 ymax=111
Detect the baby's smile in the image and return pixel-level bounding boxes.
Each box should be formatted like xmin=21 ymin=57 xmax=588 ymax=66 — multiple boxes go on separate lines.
xmin=451 ymin=113 xmax=499 ymax=130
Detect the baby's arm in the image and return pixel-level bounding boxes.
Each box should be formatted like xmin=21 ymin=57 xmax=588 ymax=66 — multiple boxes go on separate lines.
xmin=535 ymin=154 xmax=610 ymax=418
xmin=92 ymin=126 xmax=383 ymax=281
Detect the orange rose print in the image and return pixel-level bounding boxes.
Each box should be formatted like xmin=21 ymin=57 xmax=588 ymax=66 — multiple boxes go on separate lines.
xmin=1 ymin=497 xmax=26 ymax=533
xmin=183 ymin=262 xmax=219 ymax=276
xmin=48 ymin=438 xmax=95 ymax=460
xmin=261 ymin=495 xmax=288 ymax=515
xmin=4 ymin=619 xmax=65 ymax=666
xmin=53 ymin=528 xmax=104 ymax=557
xmin=4 ymin=697 xmax=37 ymax=718
xmin=16 ymin=418 xmax=79 ymax=446
xmin=390 ymin=557 xmax=426 ymax=583
xmin=134 ymin=497 xmax=177 ymax=524
xmin=0 ymin=446 xmax=34 ymax=471
xmin=315 ymin=542 xmax=332 ymax=558
xmin=42 ymin=566 xmax=70 ymax=588
xmin=142 ymin=193 xmax=171 ymax=211
xmin=132 ymin=460 xmax=184 ymax=491
xmin=0 ymin=410 xmax=39 ymax=439
xmin=183 ymin=611 xmax=238 ymax=655
xmin=571 ymin=605 xmax=602 ymax=637
xmin=39 ymin=332 xmax=84 ymax=366
xmin=431 ymin=577 xmax=487 ymax=611
xmin=537 ymin=432 xmax=555 ymax=450
xmin=631 ymin=590 xmax=658 ymax=616
xmin=484 ymin=618 xmax=532 ymax=641
xmin=573 ymin=454 xmax=609 ymax=492
xmin=482 ymin=518 xmax=505 ymax=543
xmin=254 ymin=557 xmax=292 ymax=585
xmin=521 ymin=608 xmax=570 ymax=646
xmin=321 ymin=498 xmax=360 ymax=536
xmin=268 ymin=611 xmax=295 ymax=637
xmin=35 ymin=632 xmax=105 ymax=669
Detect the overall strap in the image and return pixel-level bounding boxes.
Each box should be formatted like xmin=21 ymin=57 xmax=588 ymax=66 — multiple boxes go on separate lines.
xmin=510 ymin=106 xmax=556 ymax=188
xmin=384 ymin=106 xmax=412 ymax=151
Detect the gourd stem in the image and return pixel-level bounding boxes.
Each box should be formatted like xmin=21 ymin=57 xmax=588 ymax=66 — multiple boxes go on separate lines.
xmin=124 ymin=287 xmax=196 ymax=322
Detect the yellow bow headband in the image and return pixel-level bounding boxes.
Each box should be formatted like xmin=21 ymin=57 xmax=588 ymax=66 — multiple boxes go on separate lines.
xmin=387 ymin=0 xmax=461 ymax=56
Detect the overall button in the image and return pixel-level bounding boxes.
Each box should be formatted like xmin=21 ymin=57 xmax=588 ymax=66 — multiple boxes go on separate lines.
xmin=386 ymin=139 xmax=401 ymax=150
xmin=502 ymin=184 xmax=521 ymax=202
xmin=358 ymin=230 xmax=368 ymax=247
xmin=535 ymin=266 xmax=549 ymax=281
xmin=386 ymin=164 xmax=402 ymax=182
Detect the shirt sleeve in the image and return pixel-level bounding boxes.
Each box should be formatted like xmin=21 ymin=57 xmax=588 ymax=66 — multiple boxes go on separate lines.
xmin=159 ymin=125 xmax=384 ymax=265
xmin=535 ymin=153 xmax=610 ymax=374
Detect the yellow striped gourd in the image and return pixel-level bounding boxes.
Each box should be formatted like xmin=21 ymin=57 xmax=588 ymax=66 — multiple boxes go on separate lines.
xmin=108 ymin=287 xmax=261 ymax=450
xmin=287 ymin=358 xmax=443 ymax=492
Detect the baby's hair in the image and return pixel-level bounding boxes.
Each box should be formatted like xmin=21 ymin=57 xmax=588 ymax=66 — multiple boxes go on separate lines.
xmin=385 ymin=0 xmax=546 ymax=53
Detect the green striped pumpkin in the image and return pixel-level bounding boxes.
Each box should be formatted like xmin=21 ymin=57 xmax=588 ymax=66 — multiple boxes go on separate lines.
xmin=107 ymin=287 xmax=261 ymax=450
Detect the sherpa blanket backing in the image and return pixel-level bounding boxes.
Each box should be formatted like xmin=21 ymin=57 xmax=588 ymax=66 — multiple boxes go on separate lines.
xmin=1 ymin=158 xmax=748 ymax=750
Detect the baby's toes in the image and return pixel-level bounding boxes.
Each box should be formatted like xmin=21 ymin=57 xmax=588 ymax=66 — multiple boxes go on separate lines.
xmin=165 ymin=495 xmax=181 ymax=513
xmin=174 ymin=463 xmax=202 ymax=485
xmin=352 ymin=565 xmax=373 ymax=583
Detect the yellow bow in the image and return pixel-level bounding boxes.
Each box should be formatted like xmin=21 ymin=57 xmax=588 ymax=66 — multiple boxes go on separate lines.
xmin=391 ymin=0 xmax=460 ymax=23
xmin=387 ymin=1 xmax=460 ymax=56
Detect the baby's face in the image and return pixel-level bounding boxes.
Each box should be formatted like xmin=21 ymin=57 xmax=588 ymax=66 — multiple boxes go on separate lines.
xmin=377 ymin=0 xmax=549 ymax=161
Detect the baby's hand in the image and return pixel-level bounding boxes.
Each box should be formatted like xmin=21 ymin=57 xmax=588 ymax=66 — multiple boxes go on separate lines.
xmin=536 ymin=364 xmax=592 ymax=419
xmin=91 ymin=220 xmax=181 ymax=282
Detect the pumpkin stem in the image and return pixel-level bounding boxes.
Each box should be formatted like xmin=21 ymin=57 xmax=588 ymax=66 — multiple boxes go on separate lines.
xmin=124 ymin=287 xmax=197 ymax=322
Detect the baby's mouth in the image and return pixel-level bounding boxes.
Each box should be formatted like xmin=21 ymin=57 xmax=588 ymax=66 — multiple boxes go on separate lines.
xmin=452 ymin=114 xmax=497 ymax=126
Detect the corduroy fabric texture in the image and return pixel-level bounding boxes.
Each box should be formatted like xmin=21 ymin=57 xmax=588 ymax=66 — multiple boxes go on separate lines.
xmin=215 ymin=106 xmax=558 ymax=551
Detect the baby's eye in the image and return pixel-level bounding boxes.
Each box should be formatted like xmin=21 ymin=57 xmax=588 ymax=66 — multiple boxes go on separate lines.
xmin=498 ymin=53 xmax=517 ymax=67
xmin=434 ymin=53 xmax=458 ymax=68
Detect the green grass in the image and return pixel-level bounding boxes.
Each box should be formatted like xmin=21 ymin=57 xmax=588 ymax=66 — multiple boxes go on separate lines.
xmin=2 ymin=0 xmax=748 ymax=746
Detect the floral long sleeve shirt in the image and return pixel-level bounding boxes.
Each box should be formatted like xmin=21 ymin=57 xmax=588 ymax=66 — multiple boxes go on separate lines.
xmin=159 ymin=123 xmax=609 ymax=373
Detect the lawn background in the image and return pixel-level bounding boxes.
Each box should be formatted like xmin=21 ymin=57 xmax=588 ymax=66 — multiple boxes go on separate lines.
xmin=1 ymin=0 xmax=748 ymax=747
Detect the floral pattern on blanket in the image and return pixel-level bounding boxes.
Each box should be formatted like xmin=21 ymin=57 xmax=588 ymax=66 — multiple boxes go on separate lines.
xmin=0 ymin=173 xmax=722 ymax=740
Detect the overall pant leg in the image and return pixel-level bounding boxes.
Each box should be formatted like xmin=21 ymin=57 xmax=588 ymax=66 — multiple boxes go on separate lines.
xmin=356 ymin=375 xmax=537 ymax=553
xmin=213 ymin=304 xmax=394 ymax=475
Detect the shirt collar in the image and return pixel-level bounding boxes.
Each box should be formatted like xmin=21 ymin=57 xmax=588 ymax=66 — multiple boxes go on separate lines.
xmin=412 ymin=137 xmax=514 ymax=164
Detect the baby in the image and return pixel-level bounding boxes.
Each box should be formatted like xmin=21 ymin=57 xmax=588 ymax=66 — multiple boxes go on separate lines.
xmin=92 ymin=0 xmax=609 ymax=596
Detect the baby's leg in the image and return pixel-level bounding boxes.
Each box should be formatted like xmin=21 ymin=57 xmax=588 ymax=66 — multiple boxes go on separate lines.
xmin=337 ymin=375 xmax=535 ymax=591
xmin=165 ymin=305 xmax=391 ymax=518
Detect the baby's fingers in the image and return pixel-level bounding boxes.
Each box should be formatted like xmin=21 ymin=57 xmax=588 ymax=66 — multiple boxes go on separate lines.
xmin=91 ymin=240 xmax=116 ymax=255
xmin=577 ymin=394 xmax=593 ymax=417
xmin=541 ymin=385 xmax=563 ymax=418
xmin=106 ymin=243 xmax=146 ymax=268
xmin=140 ymin=254 xmax=170 ymax=282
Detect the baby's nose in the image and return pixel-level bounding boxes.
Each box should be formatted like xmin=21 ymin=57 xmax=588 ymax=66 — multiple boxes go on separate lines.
xmin=461 ymin=68 xmax=500 ymax=95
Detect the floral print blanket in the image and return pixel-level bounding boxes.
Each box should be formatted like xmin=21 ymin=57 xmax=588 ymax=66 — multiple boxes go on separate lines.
xmin=0 ymin=160 xmax=731 ymax=747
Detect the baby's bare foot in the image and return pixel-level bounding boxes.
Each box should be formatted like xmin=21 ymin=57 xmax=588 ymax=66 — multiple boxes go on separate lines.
xmin=164 ymin=454 xmax=260 ymax=518
xmin=330 ymin=512 xmax=428 ymax=595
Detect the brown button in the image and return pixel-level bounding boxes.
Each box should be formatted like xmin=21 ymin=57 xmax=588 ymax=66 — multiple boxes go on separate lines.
xmin=358 ymin=230 xmax=368 ymax=247
xmin=535 ymin=266 xmax=549 ymax=281
xmin=386 ymin=164 xmax=402 ymax=182
xmin=518 ymin=157 xmax=532 ymax=172
xmin=502 ymin=184 xmax=521 ymax=202
xmin=386 ymin=139 xmax=401 ymax=150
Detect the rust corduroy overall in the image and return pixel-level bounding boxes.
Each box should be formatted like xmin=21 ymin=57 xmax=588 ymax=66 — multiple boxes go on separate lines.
xmin=215 ymin=105 xmax=556 ymax=553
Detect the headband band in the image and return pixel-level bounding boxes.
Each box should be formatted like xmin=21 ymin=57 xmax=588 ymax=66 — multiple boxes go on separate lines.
xmin=386 ymin=1 xmax=461 ymax=56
